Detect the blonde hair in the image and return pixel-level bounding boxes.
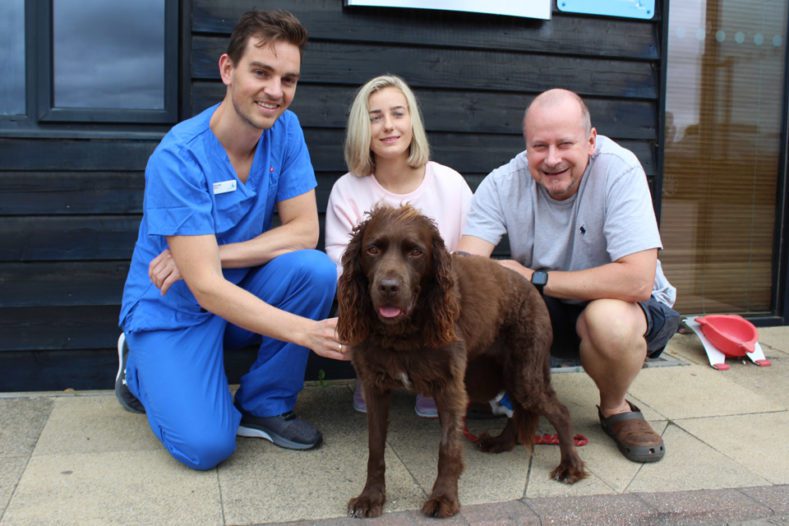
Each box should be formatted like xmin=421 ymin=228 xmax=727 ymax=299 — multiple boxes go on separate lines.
xmin=344 ymin=75 xmax=430 ymax=176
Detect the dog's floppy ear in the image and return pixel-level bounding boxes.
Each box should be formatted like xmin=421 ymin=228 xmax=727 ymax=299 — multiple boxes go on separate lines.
xmin=337 ymin=216 xmax=374 ymax=345
xmin=423 ymin=221 xmax=460 ymax=347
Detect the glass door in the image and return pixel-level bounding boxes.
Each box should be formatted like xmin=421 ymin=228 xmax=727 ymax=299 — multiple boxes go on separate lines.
xmin=660 ymin=0 xmax=787 ymax=315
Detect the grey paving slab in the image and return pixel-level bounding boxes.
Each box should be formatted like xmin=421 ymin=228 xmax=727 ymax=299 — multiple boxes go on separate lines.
xmin=740 ymin=485 xmax=789 ymax=515
xmin=534 ymin=369 xmax=661 ymax=483
xmin=524 ymin=444 xmax=615 ymax=498
xmin=666 ymin=330 xmax=789 ymax=411
xmin=626 ymin=363 xmax=784 ymax=420
xmin=546 ymin=370 xmax=601 ymax=411
xmin=1 ymin=450 xmax=222 ymax=526
xmin=453 ymin=442 xmax=530 ymax=504
xmin=524 ymin=421 xmax=670 ymax=497
xmin=627 ymin=423 xmax=769 ymax=493
xmin=269 ymin=508 xmax=471 ymax=525
xmin=700 ymin=354 xmax=789 ymax=407
xmin=0 ymin=397 xmax=53 ymax=457
xmin=32 ymin=396 xmax=159 ymax=456
xmin=758 ymin=327 xmax=789 ymax=354
xmin=666 ymin=332 xmax=718 ymax=367
xmin=636 ymin=487 xmax=774 ymax=525
xmin=218 ymin=384 xmax=425 ymax=525
xmin=459 ymin=499 xmax=540 ymax=525
xmin=524 ymin=493 xmax=657 ymax=526
xmin=548 ymin=371 xmax=667 ymax=423
xmin=0 ymin=457 xmax=28 ymax=520
xmin=384 ymin=391 xmax=530 ymax=507
xmin=219 ymin=437 xmax=424 ymax=524
xmin=531 ymin=372 xmax=672 ymax=495
xmin=675 ymin=413 xmax=789 ymax=484
xmin=730 ymin=517 xmax=789 ymax=526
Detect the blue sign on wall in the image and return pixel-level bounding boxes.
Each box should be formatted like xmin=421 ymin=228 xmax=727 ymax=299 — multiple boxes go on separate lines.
xmin=557 ymin=0 xmax=655 ymax=20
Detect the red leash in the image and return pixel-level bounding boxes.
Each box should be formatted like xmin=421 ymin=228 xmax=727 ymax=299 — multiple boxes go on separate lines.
xmin=462 ymin=418 xmax=588 ymax=447
xmin=535 ymin=432 xmax=589 ymax=447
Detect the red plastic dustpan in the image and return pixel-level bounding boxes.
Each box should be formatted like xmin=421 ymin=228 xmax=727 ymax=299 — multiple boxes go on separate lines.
xmin=695 ymin=314 xmax=758 ymax=358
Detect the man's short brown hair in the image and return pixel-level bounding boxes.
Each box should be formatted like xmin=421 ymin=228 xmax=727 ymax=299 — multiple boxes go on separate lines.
xmin=226 ymin=10 xmax=308 ymax=64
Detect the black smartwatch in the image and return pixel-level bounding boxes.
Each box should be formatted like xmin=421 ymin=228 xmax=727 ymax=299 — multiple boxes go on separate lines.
xmin=531 ymin=270 xmax=549 ymax=295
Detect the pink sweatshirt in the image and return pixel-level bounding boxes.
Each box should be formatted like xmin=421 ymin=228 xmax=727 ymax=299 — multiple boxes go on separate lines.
xmin=325 ymin=161 xmax=472 ymax=276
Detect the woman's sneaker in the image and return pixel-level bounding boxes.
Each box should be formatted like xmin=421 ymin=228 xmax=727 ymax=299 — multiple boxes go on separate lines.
xmin=414 ymin=395 xmax=438 ymax=418
xmin=352 ymin=383 xmax=438 ymax=418
xmin=114 ymin=333 xmax=145 ymax=414
xmin=352 ymin=382 xmax=367 ymax=413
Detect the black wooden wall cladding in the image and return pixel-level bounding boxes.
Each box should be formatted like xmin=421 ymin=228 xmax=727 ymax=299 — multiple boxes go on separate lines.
xmin=0 ymin=0 xmax=663 ymax=390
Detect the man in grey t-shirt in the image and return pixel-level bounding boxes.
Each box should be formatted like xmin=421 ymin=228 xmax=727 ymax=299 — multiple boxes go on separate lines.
xmin=457 ymin=88 xmax=679 ymax=464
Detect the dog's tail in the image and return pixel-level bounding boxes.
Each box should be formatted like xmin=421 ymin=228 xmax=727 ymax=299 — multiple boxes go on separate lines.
xmin=514 ymin=407 xmax=539 ymax=452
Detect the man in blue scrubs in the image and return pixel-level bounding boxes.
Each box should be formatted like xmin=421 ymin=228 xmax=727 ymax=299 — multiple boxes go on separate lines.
xmin=116 ymin=10 xmax=348 ymax=470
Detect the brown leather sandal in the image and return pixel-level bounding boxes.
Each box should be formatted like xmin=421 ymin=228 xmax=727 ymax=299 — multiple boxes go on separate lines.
xmin=598 ymin=401 xmax=665 ymax=463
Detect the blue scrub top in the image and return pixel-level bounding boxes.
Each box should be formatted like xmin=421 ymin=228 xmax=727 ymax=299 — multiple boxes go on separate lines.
xmin=119 ymin=104 xmax=317 ymax=333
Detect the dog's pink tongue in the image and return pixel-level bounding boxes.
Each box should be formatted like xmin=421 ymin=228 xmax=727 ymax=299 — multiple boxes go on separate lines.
xmin=378 ymin=307 xmax=402 ymax=318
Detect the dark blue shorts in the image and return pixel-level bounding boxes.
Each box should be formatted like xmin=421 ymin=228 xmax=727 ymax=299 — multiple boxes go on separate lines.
xmin=638 ymin=296 xmax=682 ymax=357
xmin=543 ymin=295 xmax=680 ymax=360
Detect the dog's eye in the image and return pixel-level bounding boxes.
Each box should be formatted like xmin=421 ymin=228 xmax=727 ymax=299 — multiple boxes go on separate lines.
xmin=366 ymin=246 xmax=380 ymax=256
xmin=408 ymin=248 xmax=423 ymax=258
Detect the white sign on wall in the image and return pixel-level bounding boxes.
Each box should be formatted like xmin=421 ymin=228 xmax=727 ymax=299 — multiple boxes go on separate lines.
xmin=344 ymin=0 xmax=551 ymax=20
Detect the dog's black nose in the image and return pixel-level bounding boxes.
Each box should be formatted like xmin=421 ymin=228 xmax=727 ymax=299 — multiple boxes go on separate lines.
xmin=378 ymin=278 xmax=400 ymax=295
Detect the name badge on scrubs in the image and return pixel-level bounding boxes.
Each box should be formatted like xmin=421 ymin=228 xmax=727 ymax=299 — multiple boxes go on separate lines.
xmin=213 ymin=179 xmax=237 ymax=195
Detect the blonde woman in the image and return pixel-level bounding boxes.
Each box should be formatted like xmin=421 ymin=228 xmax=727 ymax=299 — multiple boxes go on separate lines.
xmin=325 ymin=75 xmax=472 ymax=417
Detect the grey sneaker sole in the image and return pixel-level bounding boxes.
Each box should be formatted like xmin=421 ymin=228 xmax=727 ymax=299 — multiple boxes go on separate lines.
xmin=115 ymin=333 xmax=145 ymax=414
xmin=352 ymin=399 xmax=367 ymax=414
xmin=237 ymin=424 xmax=321 ymax=450
xmin=115 ymin=333 xmax=125 ymax=385
xmin=414 ymin=406 xmax=438 ymax=418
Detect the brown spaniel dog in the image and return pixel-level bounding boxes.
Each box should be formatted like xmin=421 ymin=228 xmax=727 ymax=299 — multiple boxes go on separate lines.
xmin=338 ymin=204 xmax=586 ymax=519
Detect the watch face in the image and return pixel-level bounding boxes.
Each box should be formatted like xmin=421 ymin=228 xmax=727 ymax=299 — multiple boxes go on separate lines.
xmin=532 ymin=271 xmax=548 ymax=286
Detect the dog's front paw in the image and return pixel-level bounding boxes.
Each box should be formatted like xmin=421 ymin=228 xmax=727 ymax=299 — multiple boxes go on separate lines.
xmin=348 ymin=489 xmax=385 ymax=518
xmin=421 ymin=494 xmax=460 ymax=518
xmin=550 ymin=456 xmax=587 ymax=484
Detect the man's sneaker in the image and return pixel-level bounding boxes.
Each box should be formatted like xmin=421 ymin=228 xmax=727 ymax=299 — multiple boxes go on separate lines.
xmin=115 ymin=333 xmax=145 ymax=414
xmin=236 ymin=406 xmax=322 ymax=450
xmin=414 ymin=394 xmax=438 ymax=418
xmin=489 ymin=392 xmax=513 ymax=418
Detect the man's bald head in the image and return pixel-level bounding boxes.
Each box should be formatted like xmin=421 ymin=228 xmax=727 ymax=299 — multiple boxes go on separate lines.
xmin=524 ymin=89 xmax=592 ymax=139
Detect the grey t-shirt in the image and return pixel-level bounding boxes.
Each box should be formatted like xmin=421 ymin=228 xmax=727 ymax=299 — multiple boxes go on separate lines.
xmin=464 ymin=135 xmax=676 ymax=307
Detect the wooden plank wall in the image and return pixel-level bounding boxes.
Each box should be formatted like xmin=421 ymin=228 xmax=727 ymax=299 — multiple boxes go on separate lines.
xmin=0 ymin=0 xmax=663 ymax=390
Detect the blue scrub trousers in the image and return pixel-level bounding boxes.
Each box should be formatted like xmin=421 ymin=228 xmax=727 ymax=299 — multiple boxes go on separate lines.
xmin=123 ymin=250 xmax=336 ymax=470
